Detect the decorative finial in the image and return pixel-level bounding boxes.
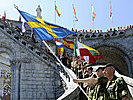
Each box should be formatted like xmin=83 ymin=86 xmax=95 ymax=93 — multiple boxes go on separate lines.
xmin=14 ymin=4 xmax=18 ymax=9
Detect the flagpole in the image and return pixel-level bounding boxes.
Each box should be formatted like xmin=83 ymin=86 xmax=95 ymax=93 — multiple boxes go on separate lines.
xmin=92 ymin=21 xmax=94 ymax=33
xmin=55 ymin=1 xmax=56 ymax=24
xmin=42 ymin=40 xmax=73 ymax=77
xmin=42 ymin=40 xmax=88 ymax=98
xmin=73 ymin=16 xmax=75 ymax=30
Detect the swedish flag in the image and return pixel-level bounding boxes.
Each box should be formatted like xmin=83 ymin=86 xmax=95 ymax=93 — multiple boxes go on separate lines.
xmin=17 ymin=9 xmax=77 ymax=41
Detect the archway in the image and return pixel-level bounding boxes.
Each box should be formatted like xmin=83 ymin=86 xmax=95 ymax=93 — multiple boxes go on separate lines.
xmin=96 ymin=46 xmax=131 ymax=76
xmin=0 ymin=53 xmax=11 ymax=100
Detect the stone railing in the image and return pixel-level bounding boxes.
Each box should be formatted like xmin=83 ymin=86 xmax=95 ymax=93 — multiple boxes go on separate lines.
xmin=70 ymin=26 xmax=133 ymax=40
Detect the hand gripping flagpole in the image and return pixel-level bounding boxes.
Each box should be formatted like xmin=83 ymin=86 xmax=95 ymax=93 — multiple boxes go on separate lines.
xmin=14 ymin=4 xmax=18 ymax=10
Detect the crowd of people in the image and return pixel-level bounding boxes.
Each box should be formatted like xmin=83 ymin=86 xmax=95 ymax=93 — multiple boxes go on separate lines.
xmin=60 ymin=54 xmax=132 ymax=100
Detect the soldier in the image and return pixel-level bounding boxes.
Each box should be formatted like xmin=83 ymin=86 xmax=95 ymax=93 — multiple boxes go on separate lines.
xmin=84 ymin=66 xmax=97 ymax=93
xmin=71 ymin=57 xmax=77 ymax=74
xmin=89 ymin=67 xmax=108 ymax=100
xmin=103 ymin=63 xmax=130 ymax=100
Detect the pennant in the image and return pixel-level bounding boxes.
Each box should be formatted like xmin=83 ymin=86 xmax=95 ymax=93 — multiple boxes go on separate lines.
xmin=91 ymin=5 xmax=96 ymax=21
xmin=16 ymin=8 xmax=77 ymax=41
xmin=110 ymin=0 xmax=112 ymax=20
xmin=73 ymin=4 xmax=78 ymax=21
xmin=55 ymin=1 xmax=61 ymax=17
xmin=22 ymin=22 xmax=26 ymax=32
xmin=63 ymin=38 xmax=75 ymax=50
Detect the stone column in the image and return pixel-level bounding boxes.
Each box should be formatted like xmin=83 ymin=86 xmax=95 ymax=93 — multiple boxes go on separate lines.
xmin=10 ymin=60 xmax=21 ymax=100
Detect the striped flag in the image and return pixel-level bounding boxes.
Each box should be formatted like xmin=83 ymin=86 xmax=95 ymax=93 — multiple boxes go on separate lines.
xmin=74 ymin=43 xmax=77 ymax=57
xmin=63 ymin=38 xmax=75 ymax=50
xmin=55 ymin=38 xmax=64 ymax=55
xmin=22 ymin=22 xmax=26 ymax=32
xmin=110 ymin=0 xmax=112 ymax=20
xmin=16 ymin=8 xmax=77 ymax=41
xmin=91 ymin=5 xmax=96 ymax=21
xmin=77 ymin=41 xmax=103 ymax=64
xmin=73 ymin=4 xmax=78 ymax=21
xmin=55 ymin=1 xmax=61 ymax=17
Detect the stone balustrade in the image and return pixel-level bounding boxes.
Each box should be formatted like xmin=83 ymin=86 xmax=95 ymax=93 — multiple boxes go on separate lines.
xmin=71 ymin=26 xmax=132 ymax=40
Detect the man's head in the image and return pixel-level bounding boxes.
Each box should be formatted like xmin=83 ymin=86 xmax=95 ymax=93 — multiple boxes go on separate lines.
xmin=72 ymin=57 xmax=75 ymax=61
xmin=103 ymin=63 xmax=115 ymax=80
xmin=87 ymin=67 xmax=93 ymax=75
xmin=96 ymin=67 xmax=103 ymax=77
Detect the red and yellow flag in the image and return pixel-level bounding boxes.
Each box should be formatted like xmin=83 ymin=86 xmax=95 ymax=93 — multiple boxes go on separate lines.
xmin=63 ymin=38 xmax=74 ymax=50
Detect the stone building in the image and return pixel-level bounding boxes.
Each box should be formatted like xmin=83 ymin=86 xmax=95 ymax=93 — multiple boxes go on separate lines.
xmin=0 ymin=8 xmax=133 ymax=99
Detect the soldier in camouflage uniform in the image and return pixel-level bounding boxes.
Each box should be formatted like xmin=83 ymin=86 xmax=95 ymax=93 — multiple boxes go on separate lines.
xmin=103 ymin=63 xmax=130 ymax=100
xmin=73 ymin=67 xmax=107 ymax=100
xmin=89 ymin=67 xmax=108 ymax=100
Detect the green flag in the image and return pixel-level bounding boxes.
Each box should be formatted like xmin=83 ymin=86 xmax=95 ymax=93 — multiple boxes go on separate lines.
xmin=74 ymin=43 xmax=77 ymax=57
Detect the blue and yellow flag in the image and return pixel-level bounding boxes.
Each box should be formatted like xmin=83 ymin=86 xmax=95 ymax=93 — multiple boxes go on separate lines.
xmin=17 ymin=9 xmax=77 ymax=41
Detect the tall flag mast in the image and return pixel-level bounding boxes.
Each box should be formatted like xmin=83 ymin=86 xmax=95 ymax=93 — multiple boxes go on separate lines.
xmin=72 ymin=4 xmax=78 ymax=30
xmin=55 ymin=1 xmax=61 ymax=24
xmin=91 ymin=4 xmax=96 ymax=32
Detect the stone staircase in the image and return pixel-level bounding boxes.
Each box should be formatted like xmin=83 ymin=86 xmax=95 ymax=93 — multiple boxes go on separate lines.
xmin=0 ymin=19 xmax=87 ymax=100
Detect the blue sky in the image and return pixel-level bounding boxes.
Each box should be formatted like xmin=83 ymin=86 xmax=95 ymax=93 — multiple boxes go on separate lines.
xmin=0 ymin=0 xmax=132 ymax=31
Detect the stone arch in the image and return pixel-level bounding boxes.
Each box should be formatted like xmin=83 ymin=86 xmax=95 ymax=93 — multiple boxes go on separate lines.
xmin=0 ymin=43 xmax=15 ymax=61
xmin=92 ymin=41 xmax=133 ymax=77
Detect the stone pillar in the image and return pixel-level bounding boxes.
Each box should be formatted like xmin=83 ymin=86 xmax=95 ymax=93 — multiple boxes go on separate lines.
xmin=10 ymin=60 xmax=21 ymax=100
xmin=131 ymin=61 xmax=133 ymax=78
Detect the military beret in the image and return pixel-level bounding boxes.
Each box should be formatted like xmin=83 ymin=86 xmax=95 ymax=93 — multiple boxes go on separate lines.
xmin=103 ymin=63 xmax=115 ymax=69
xmin=96 ymin=67 xmax=103 ymax=72
xmin=87 ymin=67 xmax=93 ymax=71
